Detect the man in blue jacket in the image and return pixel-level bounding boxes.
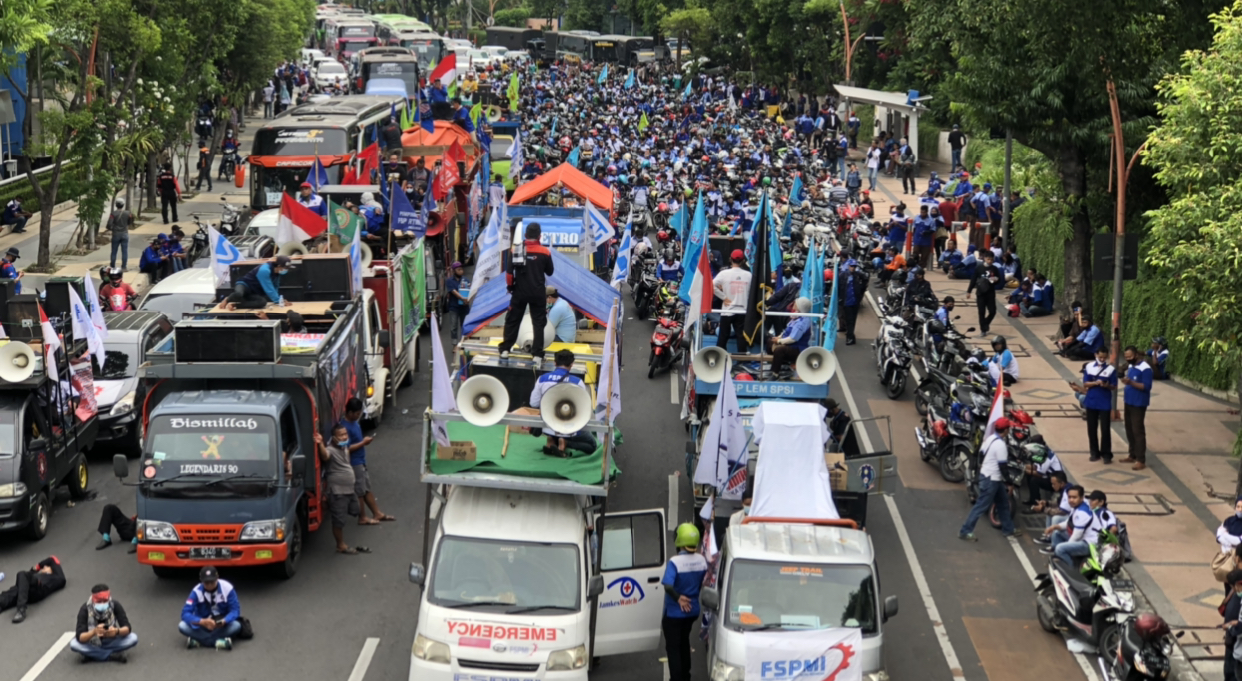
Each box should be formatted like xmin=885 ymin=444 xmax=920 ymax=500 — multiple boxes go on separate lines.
xmin=1071 ymin=346 xmax=1117 ymax=464
xmin=224 ymin=255 xmax=292 ymax=310
xmin=662 ymin=523 xmax=708 ymax=681
xmin=179 ymin=566 xmax=241 ymax=650
xmin=911 ymin=205 xmax=936 ymax=268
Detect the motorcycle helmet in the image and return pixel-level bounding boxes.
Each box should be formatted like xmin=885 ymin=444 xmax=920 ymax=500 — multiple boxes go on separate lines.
xmin=823 ymin=268 xmax=834 ymax=282
xmin=930 ymin=171 xmax=939 ymax=180
xmin=969 ymin=349 xmax=988 ymax=364
xmin=991 ymin=335 xmax=1008 ymax=350
xmin=927 ymin=319 xmax=946 ymax=336
xmin=910 ymin=266 xmax=925 ymax=278
xmin=931 ymin=419 xmax=950 ymax=440
xmin=607 ymin=164 xmax=617 ymax=175
xmin=107 ymin=267 xmax=123 ymax=282
xmin=657 ymin=230 xmax=671 ymax=242
xmin=1022 ymin=442 xmax=1050 ymax=465
xmin=1152 ymin=335 xmax=1167 ymax=346
xmin=1134 ymin=613 xmax=1171 ymax=642
xmin=674 ymin=523 xmax=701 ymax=549
xmin=1008 ymin=409 xmax=1035 ymax=425
xmin=733 ymin=372 xmax=755 ymax=381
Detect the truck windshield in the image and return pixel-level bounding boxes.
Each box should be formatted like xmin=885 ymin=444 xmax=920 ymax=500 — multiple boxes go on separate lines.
xmin=429 ymin=537 xmax=580 ymax=612
xmin=364 ymin=61 xmax=419 ymax=95
xmin=144 ymin=415 xmax=279 ymax=482
xmin=253 ymin=128 xmax=350 ymax=157
xmin=724 ymin=561 xmax=876 ymax=634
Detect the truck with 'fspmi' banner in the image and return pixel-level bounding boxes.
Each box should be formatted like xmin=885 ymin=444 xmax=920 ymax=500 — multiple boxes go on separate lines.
xmin=111 ymin=254 xmax=369 ymax=579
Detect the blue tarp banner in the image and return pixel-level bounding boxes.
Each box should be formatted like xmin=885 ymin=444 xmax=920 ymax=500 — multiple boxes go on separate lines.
xmin=462 ymin=248 xmax=622 ymax=336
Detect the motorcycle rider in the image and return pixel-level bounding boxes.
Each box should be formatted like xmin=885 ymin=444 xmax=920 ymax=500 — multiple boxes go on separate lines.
xmin=989 ymin=335 xmax=1020 ymax=386
xmin=1041 ymin=485 xmax=1096 ymax=565
xmin=903 ymin=266 xmax=934 ymax=308
xmin=218 ymin=129 xmax=240 ymax=180
xmin=99 ymin=268 xmax=137 ymax=312
xmin=657 ymin=250 xmax=681 ymax=282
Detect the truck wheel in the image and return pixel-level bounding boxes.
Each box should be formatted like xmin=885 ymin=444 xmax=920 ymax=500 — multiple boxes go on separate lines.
xmin=68 ymin=456 xmax=90 ymax=499
xmin=275 ymin=520 xmax=303 ymax=580
xmin=26 ymin=492 xmax=49 ymax=540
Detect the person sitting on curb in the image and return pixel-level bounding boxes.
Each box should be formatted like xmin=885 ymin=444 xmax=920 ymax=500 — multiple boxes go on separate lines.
xmin=179 ymin=566 xmax=241 ymax=650
xmin=71 ymin=584 xmax=138 ymax=663
xmin=1057 ymin=312 xmax=1102 ymax=360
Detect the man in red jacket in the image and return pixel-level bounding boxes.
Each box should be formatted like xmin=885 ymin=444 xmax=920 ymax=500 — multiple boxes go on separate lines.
xmin=498 ymin=222 xmax=555 ymax=366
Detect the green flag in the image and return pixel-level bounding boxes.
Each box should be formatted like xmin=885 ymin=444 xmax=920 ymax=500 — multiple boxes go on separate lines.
xmin=401 ymin=239 xmax=427 ymax=343
xmin=507 ymin=73 xmax=520 ymax=112
xmin=448 ymin=80 xmax=458 ymax=99
xmin=469 ymin=102 xmax=483 ymax=129
xmin=400 ymin=104 xmax=412 ymax=131
xmin=328 ymin=199 xmax=365 ymax=243
xmin=638 ymin=111 xmax=649 ymax=132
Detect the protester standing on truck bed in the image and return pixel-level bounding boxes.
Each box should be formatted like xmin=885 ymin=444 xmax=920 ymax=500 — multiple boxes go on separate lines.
xmin=497 ymin=222 xmax=554 ymax=366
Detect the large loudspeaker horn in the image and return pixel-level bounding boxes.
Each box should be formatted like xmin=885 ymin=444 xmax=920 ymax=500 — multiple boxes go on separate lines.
xmin=796 ymin=347 xmax=837 ymax=385
xmin=516 ymin=312 xmax=558 ymax=353
xmin=692 ymin=346 xmax=729 ymax=383
xmin=485 ymin=104 xmax=503 ymax=122
xmin=540 ymin=383 xmax=591 ymax=435
xmin=0 ymin=342 xmax=37 ymax=383
xmin=278 ymin=241 xmax=309 ymax=257
xmin=456 ymin=375 xmax=510 ymax=426
xmin=359 ymin=242 xmax=374 ymax=269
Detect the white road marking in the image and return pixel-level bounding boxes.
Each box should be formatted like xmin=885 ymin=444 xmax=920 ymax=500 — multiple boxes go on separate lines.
xmin=829 ymin=355 xmax=875 ymax=454
xmin=1007 ymin=537 xmax=1102 ymax=681
xmin=670 ymin=368 xmax=679 ymax=405
xmin=19 ymin=631 xmax=74 ymax=681
xmin=668 ymin=473 xmax=680 ymax=530
xmin=882 ymin=494 xmax=967 ymax=680
xmin=346 ymin=637 xmax=381 ymax=681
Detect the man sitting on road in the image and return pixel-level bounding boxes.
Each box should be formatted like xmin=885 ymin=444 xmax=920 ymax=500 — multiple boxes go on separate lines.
xmin=1021 ymin=438 xmax=1064 ymax=515
xmin=71 ymin=584 xmax=138 ymax=663
xmin=2 ymin=195 xmax=33 ymax=234
xmin=0 ymin=556 xmax=66 ymax=623
xmin=179 ymin=566 xmax=242 ymax=650
xmin=95 ymin=503 xmax=139 ymax=553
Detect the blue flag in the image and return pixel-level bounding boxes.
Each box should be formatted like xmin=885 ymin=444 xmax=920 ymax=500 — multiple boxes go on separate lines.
xmin=624 ymin=69 xmax=635 ymax=89
xmin=417 ymin=93 xmax=435 ymax=134
xmin=790 ymin=174 xmax=804 ymax=204
xmin=392 ymin=184 xmax=421 ymax=236
xmin=768 ymin=201 xmax=783 ymax=290
xmin=309 ymin=156 xmax=328 ymax=190
xmin=597 ymin=64 xmax=609 ymax=84
xmin=678 ymin=191 xmax=708 ymax=306
xmin=551 ymin=116 xmax=557 ymax=136
xmin=670 ymin=203 xmax=688 ymax=242
xmin=683 ymin=82 xmax=692 ymax=98
xmin=566 ymin=145 xmax=581 ymax=168
xmin=746 ymin=191 xmax=766 ymax=269
xmin=823 ymin=254 xmax=840 ymax=351
xmin=780 ymin=206 xmax=792 ymax=239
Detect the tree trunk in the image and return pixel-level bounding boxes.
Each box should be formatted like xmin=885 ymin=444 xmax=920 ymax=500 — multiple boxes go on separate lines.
xmin=146 ymin=152 xmax=158 ymax=211
xmin=1058 ymin=142 xmax=1093 ymax=318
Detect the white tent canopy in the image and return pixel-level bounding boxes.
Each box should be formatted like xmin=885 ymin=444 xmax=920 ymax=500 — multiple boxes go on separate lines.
xmin=834 ymin=84 xmax=929 ymax=167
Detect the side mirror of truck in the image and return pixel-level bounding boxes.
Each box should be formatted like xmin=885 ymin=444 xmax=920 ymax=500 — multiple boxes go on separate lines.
xmin=588 ymin=575 xmax=604 ymax=598
xmin=408 ymin=563 xmax=426 ymax=586
xmin=112 ymin=454 xmax=130 ymax=480
xmin=700 ymin=587 xmax=719 ymax=611
xmin=883 ymin=595 xmax=899 ymax=621
xmin=377 ymin=330 xmax=391 ymax=349
xmin=289 ymin=454 xmax=306 ymax=480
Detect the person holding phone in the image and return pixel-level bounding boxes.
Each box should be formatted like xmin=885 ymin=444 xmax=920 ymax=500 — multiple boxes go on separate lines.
xmin=1069 ymin=346 xmax=1117 ymax=463
xmin=72 ymin=584 xmax=137 ymax=663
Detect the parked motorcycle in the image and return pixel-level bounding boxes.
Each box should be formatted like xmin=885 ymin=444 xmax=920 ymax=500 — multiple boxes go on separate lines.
xmin=916 ymin=397 xmax=976 ymax=483
xmin=1101 ymin=613 xmax=1179 ymax=681
xmin=633 ymin=269 xmax=660 ymax=321
xmin=648 ymin=312 xmax=685 ymax=378
xmin=874 ymin=314 xmax=914 ymax=399
xmin=186 ymin=220 xmax=210 ymax=264
xmin=1036 ymin=542 xmax=1134 ymax=661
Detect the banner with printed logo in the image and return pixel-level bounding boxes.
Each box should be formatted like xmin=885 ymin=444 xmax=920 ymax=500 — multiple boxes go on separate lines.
xmin=744 ymin=629 xmax=863 ymax=681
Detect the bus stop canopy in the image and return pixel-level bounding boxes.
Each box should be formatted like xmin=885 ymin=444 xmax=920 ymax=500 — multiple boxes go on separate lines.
xmin=834 ymin=84 xmax=929 ymax=165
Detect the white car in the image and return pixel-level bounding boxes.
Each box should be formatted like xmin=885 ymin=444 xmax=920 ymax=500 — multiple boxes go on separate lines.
xmin=468 ymin=49 xmax=494 ymax=69
xmin=138 ymin=268 xmax=219 ymax=322
xmin=314 ymin=61 xmax=348 ymax=89
xmin=300 ymin=48 xmax=325 ymax=66
xmin=481 ymin=45 xmax=509 ymax=59
xmin=246 ymin=208 xmax=280 ymax=241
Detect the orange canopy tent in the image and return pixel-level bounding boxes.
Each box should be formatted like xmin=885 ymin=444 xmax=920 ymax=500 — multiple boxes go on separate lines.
xmin=400 ymin=121 xmax=480 ymax=168
xmin=508 ymin=163 xmax=612 ymax=210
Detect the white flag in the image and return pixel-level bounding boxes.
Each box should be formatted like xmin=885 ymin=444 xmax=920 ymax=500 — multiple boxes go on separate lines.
xmin=610 ymin=223 xmax=632 ymax=290
xmin=67 ymin=286 xmax=105 ymax=369
xmin=349 ymin=221 xmax=364 ymax=295
xmin=580 ymin=201 xmax=596 ymax=257
xmin=699 ymin=494 xmax=719 ymax=559
xmin=209 ymin=226 xmax=243 ymax=290
xmin=693 ymin=370 xmax=748 ymax=490
xmin=80 ymin=272 xmax=108 ymax=343
xmin=430 ymin=313 xmax=456 ymax=447
xmin=584 ymin=199 xmax=616 ymax=245
xmin=508 ymin=131 xmax=523 ymax=179
xmin=469 ymin=206 xmax=504 ymax=300
xmin=594 ymin=306 xmax=621 ymax=425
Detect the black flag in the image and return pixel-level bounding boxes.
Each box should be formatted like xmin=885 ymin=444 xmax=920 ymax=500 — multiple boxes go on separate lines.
xmin=742 ymin=197 xmax=773 ymax=348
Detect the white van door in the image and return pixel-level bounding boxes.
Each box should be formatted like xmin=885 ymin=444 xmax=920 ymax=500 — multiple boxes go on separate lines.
xmin=594 ymin=509 xmax=666 ymax=656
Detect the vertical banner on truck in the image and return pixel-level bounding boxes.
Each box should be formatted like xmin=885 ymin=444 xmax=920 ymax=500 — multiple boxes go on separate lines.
xmin=744 ymin=629 xmax=862 ymax=681
xmin=401 ymin=238 xmax=427 ymax=344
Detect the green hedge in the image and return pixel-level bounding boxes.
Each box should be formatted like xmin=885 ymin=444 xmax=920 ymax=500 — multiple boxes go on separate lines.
xmin=0 ymin=163 xmax=88 ymax=217
xmin=961 ymin=138 xmax=1235 ymax=391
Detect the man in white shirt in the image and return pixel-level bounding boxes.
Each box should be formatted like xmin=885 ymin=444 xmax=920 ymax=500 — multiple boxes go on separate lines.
xmin=712 ymin=249 xmax=752 ymax=353
xmin=1043 ymin=485 xmax=1096 ymax=565
xmin=959 ymin=417 xmax=1021 ymax=540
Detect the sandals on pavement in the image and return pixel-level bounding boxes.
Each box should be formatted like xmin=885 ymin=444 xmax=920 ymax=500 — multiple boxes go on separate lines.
xmin=337 ymin=546 xmax=372 ymax=554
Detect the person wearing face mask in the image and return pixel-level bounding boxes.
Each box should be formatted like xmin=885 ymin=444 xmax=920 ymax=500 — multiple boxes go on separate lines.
xmin=179 ymin=566 xmax=242 ymax=650
xmin=224 ymin=254 xmax=293 ymax=310
xmin=1217 ymin=499 xmax=1242 ymax=556
xmin=72 ymin=584 xmax=137 ymax=663
xmin=316 ymin=426 xmax=370 ymax=555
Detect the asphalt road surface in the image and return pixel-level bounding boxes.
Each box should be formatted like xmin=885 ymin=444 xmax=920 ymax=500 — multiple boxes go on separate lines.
xmin=0 ymin=288 xmax=1096 ymax=681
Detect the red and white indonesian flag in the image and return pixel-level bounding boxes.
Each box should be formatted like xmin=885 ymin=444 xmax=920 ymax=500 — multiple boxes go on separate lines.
xmin=684 ymin=240 xmax=713 ymax=331
xmin=430 ymin=53 xmax=457 ymax=86
xmin=982 ymin=381 xmax=1006 ymax=440
xmin=39 ymin=302 xmax=60 ymax=380
xmin=276 ymin=193 xmax=327 ymax=244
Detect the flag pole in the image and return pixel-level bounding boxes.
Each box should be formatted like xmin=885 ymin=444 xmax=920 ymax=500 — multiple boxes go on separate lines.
xmin=601 ymin=299 xmax=619 ymax=484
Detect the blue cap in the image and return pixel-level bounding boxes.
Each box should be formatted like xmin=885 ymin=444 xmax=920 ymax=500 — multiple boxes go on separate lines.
xmin=968 ymin=244 xmax=977 ymax=253
xmin=984 ymin=182 xmax=992 ymax=189
xmin=845 ymin=259 xmax=857 ymax=268
xmin=156 ymin=233 xmax=168 ymax=241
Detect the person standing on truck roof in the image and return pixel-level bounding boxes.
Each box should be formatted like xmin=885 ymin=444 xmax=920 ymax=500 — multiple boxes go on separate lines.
xmin=344 ymin=398 xmax=395 ymax=525
xmin=179 ymin=566 xmax=241 ymax=650
xmin=224 ymin=254 xmax=292 ymax=310
xmin=498 ymin=222 xmax=554 ymax=366
xmin=379 ymin=116 xmax=403 ymax=151
xmin=0 ymin=556 xmax=66 ymax=623
xmin=662 ymin=524 xmax=708 ymax=681
xmin=316 ymin=427 xmax=371 ymax=555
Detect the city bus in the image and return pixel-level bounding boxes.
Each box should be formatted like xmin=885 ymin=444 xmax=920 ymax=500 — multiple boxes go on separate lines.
xmin=247 ymin=95 xmax=408 ymax=212
xmin=399 ymin=31 xmax=447 ymax=72
xmin=354 ymin=48 xmax=420 ymax=97
xmin=330 ymin=18 xmax=379 ymax=59
xmin=588 ymin=35 xmax=623 ymax=62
